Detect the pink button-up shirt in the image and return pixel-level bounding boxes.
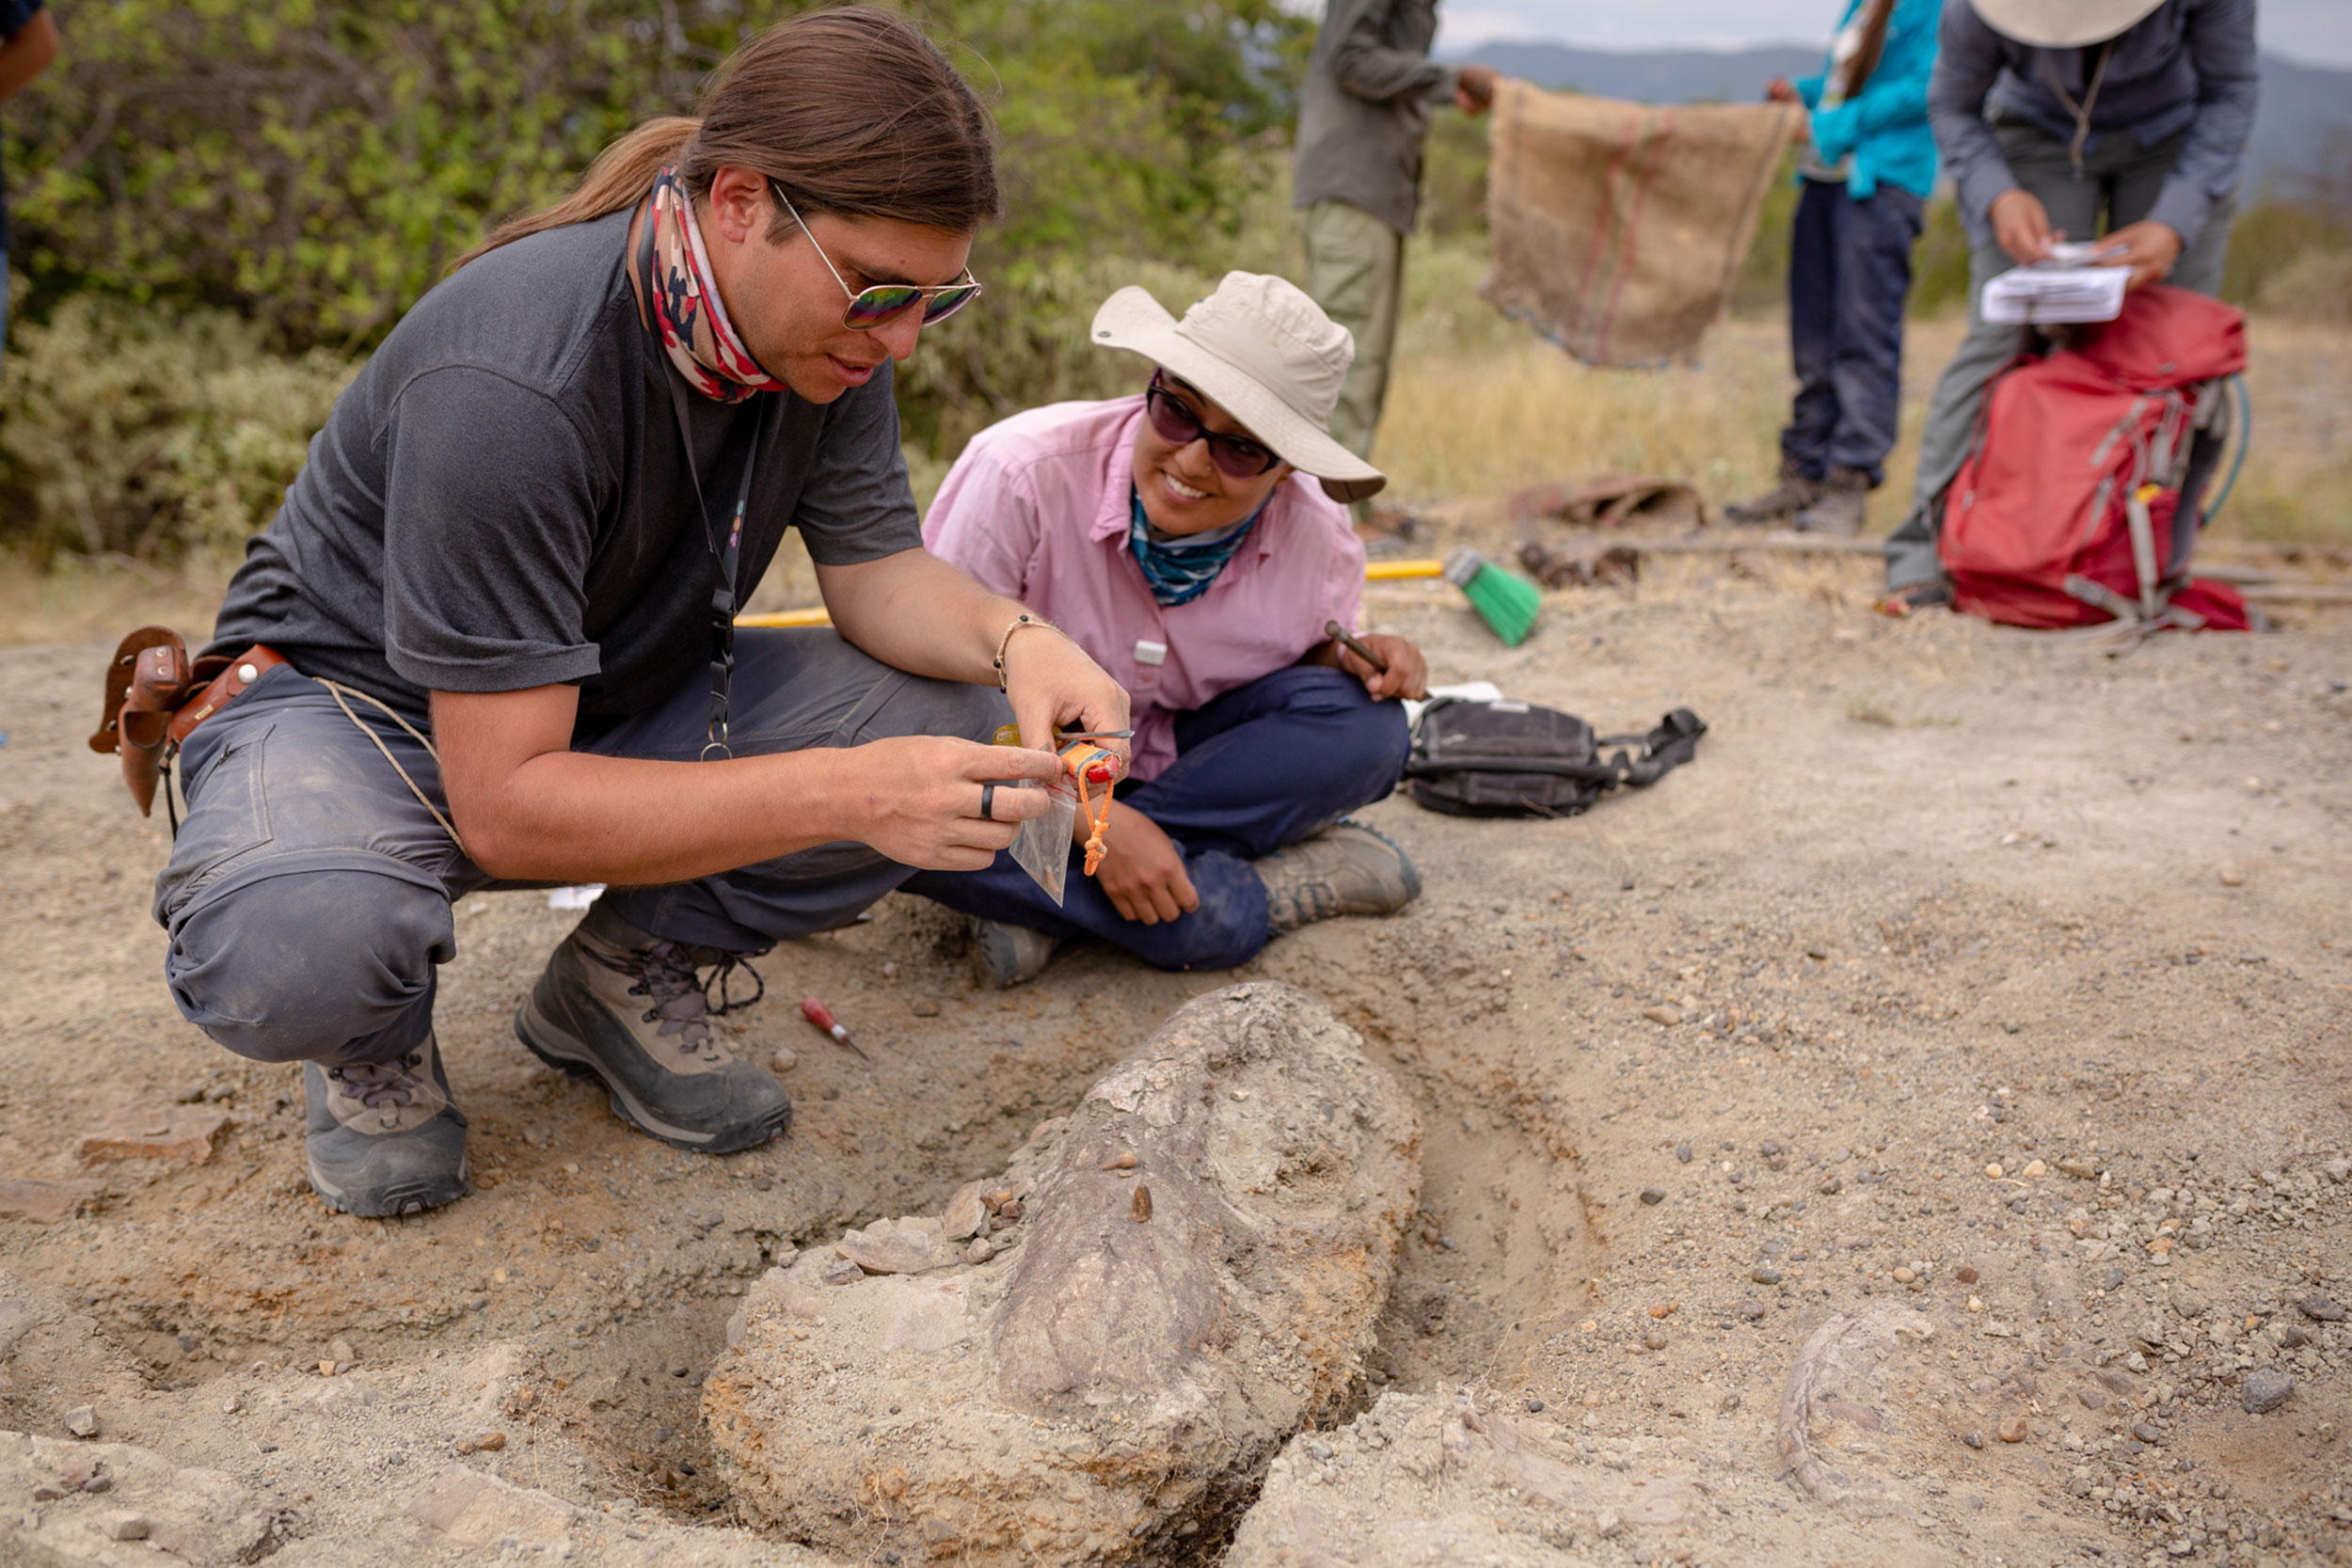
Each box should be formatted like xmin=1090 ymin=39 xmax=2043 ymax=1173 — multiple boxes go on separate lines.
xmin=924 ymin=396 xmax=1366 ymax=783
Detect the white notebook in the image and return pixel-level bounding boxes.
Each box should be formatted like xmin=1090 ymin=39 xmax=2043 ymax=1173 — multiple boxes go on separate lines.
xmin=1981 ymin=261 xmax=2129 ymax=325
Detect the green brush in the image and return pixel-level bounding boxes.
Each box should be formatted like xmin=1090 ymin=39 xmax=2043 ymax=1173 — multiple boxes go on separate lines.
xmin=1442 ymin=546 xmax=1542 ymax=646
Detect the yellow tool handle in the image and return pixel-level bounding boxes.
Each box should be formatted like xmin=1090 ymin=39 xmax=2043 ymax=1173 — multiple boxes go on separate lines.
xmin=739 ymin=558 xmax=1450 ymax=629
xmin=733 ymin=607 xmax=835 ymax=628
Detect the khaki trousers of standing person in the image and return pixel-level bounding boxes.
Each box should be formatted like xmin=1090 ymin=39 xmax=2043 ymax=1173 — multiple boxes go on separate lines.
xmin=1882 ymin=119 xmax=2234 ymax=591
xmin=1301 ymin=198 xmax=1405 ymax=466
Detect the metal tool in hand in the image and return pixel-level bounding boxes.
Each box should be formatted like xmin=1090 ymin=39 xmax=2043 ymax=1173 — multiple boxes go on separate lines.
xmin=1324 ymin=620 xmax=1390 ymax=673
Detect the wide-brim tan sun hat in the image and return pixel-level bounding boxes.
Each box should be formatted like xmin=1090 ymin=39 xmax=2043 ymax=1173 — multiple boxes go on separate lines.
xmin=1091 ymin=272 xmax=1387 ymax=504
xmin=1969 ymin=0 xmax=2167 ymax=48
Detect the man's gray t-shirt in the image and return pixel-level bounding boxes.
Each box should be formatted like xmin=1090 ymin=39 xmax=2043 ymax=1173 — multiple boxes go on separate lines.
xmin=209 ymin=208 xmax=922 ymax=730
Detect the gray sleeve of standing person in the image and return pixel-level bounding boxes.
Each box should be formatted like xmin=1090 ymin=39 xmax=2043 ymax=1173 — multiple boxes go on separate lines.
xmin=1928 ymin=0 xmax=2018 ymax=234
xmin=789 ymin=360 xmax=926 ymax=566
xmin=1324 ymin=0 xmax=1457 ymax=105
xmin=2144 ymin=0 xmax=2258 ymax=248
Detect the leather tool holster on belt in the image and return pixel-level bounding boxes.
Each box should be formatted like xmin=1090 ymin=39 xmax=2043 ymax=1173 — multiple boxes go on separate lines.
xmin=89 ymin=626 xmax=288 ymax=816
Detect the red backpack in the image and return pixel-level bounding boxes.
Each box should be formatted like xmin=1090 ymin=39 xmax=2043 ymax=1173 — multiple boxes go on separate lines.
xmin=1940 ymin=285 xmax=2249 ymax=632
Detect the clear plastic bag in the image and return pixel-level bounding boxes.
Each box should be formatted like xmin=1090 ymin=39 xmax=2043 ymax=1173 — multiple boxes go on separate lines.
xmin=1003 ymin=776 xmax=1077 ymax=906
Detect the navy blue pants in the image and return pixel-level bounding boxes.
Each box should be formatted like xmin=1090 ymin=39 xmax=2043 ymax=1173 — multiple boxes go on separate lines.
xmin=905 ymin=666 xmax=1409 ymax=973
xmin=1780 ymin=177 xmax=1923 ymax=488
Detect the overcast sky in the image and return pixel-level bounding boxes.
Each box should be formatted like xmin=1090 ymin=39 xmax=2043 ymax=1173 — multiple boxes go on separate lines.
xmin=1433 ymin=0 xmax=2352 ymax=70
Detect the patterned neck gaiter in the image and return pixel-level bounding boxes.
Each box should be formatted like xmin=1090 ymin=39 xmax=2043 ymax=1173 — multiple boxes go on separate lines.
xmin=642 ymin=166 xmax=788 ymax=404
xmin=1127 ymin=486 xmax=1268 ymax=608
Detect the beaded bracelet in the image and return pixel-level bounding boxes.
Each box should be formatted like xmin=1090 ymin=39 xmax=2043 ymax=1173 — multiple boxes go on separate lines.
xmin=993 ymin=613 xmax=1059 ymax=690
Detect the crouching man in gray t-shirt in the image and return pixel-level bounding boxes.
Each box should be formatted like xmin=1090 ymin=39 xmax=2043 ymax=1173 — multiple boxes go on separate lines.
xmin=155 ymin=9 xmax=1127 ymax=1218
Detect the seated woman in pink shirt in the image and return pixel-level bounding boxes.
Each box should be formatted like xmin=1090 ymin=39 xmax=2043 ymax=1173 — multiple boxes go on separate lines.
xmin=908 ymin=272 xmax=1430 ymax=987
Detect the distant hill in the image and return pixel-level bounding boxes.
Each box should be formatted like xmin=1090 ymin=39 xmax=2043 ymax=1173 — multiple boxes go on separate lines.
xmin=1448 ymin=40 xmax=2352 ymax=193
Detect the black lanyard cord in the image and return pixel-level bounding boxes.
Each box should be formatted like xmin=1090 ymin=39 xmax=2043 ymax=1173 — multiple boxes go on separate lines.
xmin=633 ymin=205 xmax=765 ymax=761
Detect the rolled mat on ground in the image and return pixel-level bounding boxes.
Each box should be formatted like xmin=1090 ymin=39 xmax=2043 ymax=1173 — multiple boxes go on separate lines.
xmin=1481 ymin=81 xmax=1803 ymax=369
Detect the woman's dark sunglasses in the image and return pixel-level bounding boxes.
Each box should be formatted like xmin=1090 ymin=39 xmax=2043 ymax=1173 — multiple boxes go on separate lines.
xmin=1144 ymin=372 xmax=1282 ymax=481
xmin=771 ymin=179 xmax=982 ymax=330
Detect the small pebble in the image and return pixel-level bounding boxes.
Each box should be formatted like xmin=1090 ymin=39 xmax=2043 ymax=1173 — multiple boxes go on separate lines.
xmin=1739 ymin=1299 xmax=1768 ymax=1322
xmin=2217 ymin=865 xmax=2245 ymax=886
xmin=1525 ymin=1399 xmax=1545 ymax=1413
xmin=2240 ymin=1369 xmax=2294 ymax=1414
xmin=64 ymin=1406 xmax=98 ymax=1437
xmin=81 ymin=1475 xmax=111 ymax=1495
xmin=1643 ymin=1006 xmax=1681 ymax=1026
xmin=1892 ymin=1267 xmax=1915 ymax=1285
xmin=1642 ymin=1326 xmax=1670 ymax=1352
xmin=1648 ymin=1302 xmax=1677 ymax=1319
xmin=2131 ymin=1421 xmax=2162 ymax=1444
xmin=105 ymin=1513 xmax=150 ymax=1542
xmin=1751 ymin=1267 xmax=1782 ymax=1286
xmin=222 ymin=1394 xmax=241 ymax=1414
xmin=477 ymin=1432 xmax=508 ymax=1451
xmin=2298 ymin=1295 xmax=2345 ymax=1323
xmin=2021 ymin=1160 xmax=2046 ymax=1179
xmin=1308 ymin=1440 xmax=1333 ymax=1461
xmin=2100 ymin=1266 xmax=2126 ymax=1291
xmin=1131 ymin=1186 xmax=1152 ymax=1223
xmin=1676 ymin=1143 xmax=1692 ymax=1164
xmin=1965 ymin=1295 xmax=1985 ymax=1313
xmin=1956 ymin=1265 xmax=1979 ymax=1284
xmin=1597 ymin=1509 xmax=1624 ymax=1539
xmin=911 ymin=999 xmax=942 ymax=1018
xmin=1984 ymin=1164 xmax=2004 ymax=1180
xmin=1962 ymin=1430 xmax=1985 ymax=1449
xmin=1818 ymin=1174 xmax=1842 ymax=1195
xmin=327 ymin=1337 xmax=358 ymax=1366
xmin=1639 ymin=1186 xmax=1665 ymax=1206
xmin=1996 ymin=1416 xmax=2028 ymax=1443
xmin=769 ymin=1048 xmax=798 ymax=1074
xmin=819 ymin=1086 xmax=839 ymax=1101
xmin=965 ymin=1238 xmax=993 ymax=1264
xmin=1100 ymin=1152 xmax=1137 ymax=1170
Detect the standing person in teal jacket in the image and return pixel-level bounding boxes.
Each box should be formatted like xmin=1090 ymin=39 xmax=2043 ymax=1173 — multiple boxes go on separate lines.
xmin=1725 ymin=0 xmax=1941 ymax=536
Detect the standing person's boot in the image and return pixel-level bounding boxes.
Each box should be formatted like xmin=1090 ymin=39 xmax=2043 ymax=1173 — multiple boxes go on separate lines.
xmin=514 ymin=903 xmax=792 ymax=1153
xmin=1794 ymin=467 xmax=1872 ymax=535
xmin=1723 ymin=461 xmax=1822 ymax=527
xmin=304 ymin=1034 xmax=470 ymax=1217
xmin=970 ymin=918 xmax=1060 ymax=990
xmin=1254 ymin=819 xmax=1422 ymax=934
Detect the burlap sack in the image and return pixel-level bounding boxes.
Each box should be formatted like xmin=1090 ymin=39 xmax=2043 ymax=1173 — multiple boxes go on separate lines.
xmin=1482 ymin=82 xmax=1803 ymax=368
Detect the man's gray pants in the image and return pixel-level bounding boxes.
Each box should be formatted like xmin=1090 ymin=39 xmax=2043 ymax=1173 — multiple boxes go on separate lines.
xmin=152 ymin=629 xmax=1007 ymax=1070
xmin=1883 ymin=121 xmax=2236 ymax=590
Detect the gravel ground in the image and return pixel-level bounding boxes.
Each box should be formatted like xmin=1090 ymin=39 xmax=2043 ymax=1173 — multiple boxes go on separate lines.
xmin=1 ymin=550 xmax=2346 ymax=1565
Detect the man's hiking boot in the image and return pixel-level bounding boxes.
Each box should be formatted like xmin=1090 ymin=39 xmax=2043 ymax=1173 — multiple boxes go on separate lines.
xmin=1723 ymin=462 xmax=1821 ymax=528
xmin=1256 ymin=819 xmax=1422 ymax=935
xmin=304 ymin=1035 xmax=469 ymax=1218
xmin=1794 ymin=467 xmax=1871 ymax=536
xmin=971 ymin=918 xmax=1060 ymax=990
xmin=514 ymin=904 xmax=792 ymax=1154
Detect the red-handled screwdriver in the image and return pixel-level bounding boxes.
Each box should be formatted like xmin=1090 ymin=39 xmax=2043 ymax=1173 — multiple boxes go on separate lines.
xmin=799 ymin=996 xmax=870 ymax=1060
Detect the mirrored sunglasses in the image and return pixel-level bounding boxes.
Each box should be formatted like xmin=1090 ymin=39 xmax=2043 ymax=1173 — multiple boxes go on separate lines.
xmin=771 ymin=178 xmax=982 ymax=331
xmin=1144 ymin=372 xmax=1282 ymax=481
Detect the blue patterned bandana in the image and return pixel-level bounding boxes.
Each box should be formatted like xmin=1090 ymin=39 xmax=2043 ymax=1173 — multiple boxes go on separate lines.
xmin=1127 ymin=488 xmax=1266 ymax=607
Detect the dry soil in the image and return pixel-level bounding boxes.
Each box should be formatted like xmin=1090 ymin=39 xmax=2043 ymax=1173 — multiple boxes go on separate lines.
xmin=1 ymin=548 xmax=2347 ymax=1566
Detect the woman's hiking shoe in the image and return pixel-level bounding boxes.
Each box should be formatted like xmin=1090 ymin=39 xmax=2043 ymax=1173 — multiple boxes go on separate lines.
xmin=1256 ymin=819 xmax=1422 ymax=934
xmin=1723 ymin=462 xmax=1821 ymax=528
xmin=514 ymin=905 xmax=792 ymax=1154
xmin=304 ymin=1036 xmax=469 ymax=1218
xmin=971 ymin=918 xmax=1060 ymax=990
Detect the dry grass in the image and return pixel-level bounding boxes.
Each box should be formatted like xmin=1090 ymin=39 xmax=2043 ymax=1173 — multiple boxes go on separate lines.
xmin=1375 ymin=238 xmax=2352 ymax=547
xmin=0 ymin=551 xmax=235 ymax=649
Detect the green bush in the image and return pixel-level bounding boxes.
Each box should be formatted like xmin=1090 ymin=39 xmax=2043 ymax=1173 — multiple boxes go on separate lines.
xmin=0 ymin=0 xmax=1310 ymax=554
xmin=0 ymin=293 xmax=356 ymax=564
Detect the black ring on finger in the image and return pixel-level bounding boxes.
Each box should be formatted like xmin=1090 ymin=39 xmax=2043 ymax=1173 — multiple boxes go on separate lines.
xmin=979 ymin=783 xmax=995 ymax=821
